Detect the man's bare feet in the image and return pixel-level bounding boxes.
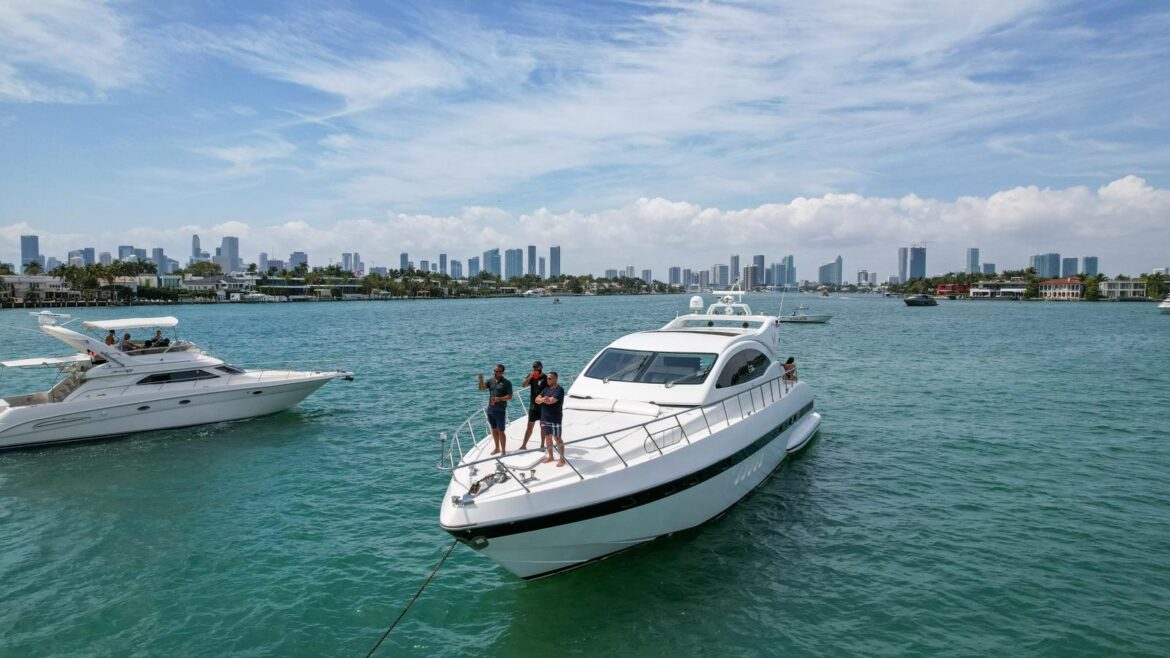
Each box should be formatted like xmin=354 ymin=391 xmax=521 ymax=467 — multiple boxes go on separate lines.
xmin=490 ymin=449 xmax=500 ymax=455
xmin=520 ymin=444 xmax=528 ymax=450
xmin=556 ymin=460 xmax=566 ymax=467
xmin=541 ymin=455 xmax=554 ymax=463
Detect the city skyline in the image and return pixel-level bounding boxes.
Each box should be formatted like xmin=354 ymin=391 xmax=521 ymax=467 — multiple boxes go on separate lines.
xmin=1 ymin=3 xmax=1168 ymax=278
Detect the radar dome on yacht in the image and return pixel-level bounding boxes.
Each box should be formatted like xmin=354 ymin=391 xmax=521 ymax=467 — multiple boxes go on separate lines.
xmin=689 ymin=296 xmax=704 ymax=313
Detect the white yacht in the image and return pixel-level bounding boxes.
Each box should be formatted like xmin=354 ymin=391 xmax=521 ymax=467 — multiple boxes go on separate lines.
xmin=776 ymin=304 xmax=832 ymax=323
xmin=1159 ymin=295 xmax=1170 ymax=314
xmin=438 ymin=293 xmax=821 ymax=579
xmin=0 ymin=313 xmax=353 ymax=450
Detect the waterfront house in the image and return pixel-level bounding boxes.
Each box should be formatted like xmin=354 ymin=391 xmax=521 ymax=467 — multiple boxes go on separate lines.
xmin=970 ymin=278 xmax=1028 ymax=300
xmin=1098 ymin=280 xmax=1148 ymax=300
xmin=1 ymin=275 xmax=75 ymax=304
xmin=1039 ymin=277 xmax=1082 ymax=301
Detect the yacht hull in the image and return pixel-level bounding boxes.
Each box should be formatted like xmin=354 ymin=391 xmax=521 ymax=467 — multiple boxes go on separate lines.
xmin=442 ymin=399 xmax=821 ymax=579
xmin=0 ymin=377 xmax=335 ymax=450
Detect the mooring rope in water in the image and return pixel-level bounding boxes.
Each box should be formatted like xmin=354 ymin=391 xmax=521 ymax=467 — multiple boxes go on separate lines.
xmin=364 ymin=538 xmax=459 ymax=658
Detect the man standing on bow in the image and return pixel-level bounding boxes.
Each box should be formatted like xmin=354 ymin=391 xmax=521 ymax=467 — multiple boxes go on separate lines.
xmin=478 ymin=363 xmax=513 ymax=455
xmin=520 ymin=360 xmax=548 ymax=451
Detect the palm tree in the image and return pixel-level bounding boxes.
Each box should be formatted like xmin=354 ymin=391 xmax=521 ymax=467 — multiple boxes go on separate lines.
xmin=23 ymin=259 xmax=43 ymax=275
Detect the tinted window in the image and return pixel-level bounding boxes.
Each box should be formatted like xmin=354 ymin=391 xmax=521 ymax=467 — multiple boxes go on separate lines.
xmin=715 ymin=349 xmax=772 ymax=388
xmin=136 ymin=370 xmax=219 ymax=385
xmin=585 ymin=348 xmax=717 ymax=385
xmin=216 ymin=365 xmax=245 ymax=374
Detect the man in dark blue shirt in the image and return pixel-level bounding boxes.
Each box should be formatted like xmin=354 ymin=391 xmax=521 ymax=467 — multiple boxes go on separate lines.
xmin=478 ymin=364 xmax=513 ymax=455
xmin=535 ymin=371 xmax=566 ymax=466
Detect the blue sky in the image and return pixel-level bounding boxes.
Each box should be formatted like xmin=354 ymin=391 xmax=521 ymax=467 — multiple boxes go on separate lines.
xmin=1 ymin=0 xmax=1168 ymax=276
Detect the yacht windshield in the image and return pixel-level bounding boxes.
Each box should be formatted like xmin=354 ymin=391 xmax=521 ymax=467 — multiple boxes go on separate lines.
xmin=585 ymin=349 xmax=717 ymax=385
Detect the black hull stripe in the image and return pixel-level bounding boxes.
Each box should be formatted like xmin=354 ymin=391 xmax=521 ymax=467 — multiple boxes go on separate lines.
xmin=443 ymin=402 xmax=814 ymax=542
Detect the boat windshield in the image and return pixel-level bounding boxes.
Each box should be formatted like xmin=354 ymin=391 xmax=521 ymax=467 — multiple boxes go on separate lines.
xmin=674 ymin=319 xmax=765 ymax=329
xmin=585 ymin=348 xmax=717 ymax=385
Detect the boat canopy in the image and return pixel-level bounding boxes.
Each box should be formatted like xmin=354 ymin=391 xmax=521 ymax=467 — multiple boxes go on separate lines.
xmin=82 ymin=317 xmax=179 ymax=331
xmin=0 ymin=354 xmax=92 ymax=368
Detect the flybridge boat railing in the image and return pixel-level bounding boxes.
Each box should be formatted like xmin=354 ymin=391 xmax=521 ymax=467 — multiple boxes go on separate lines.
xmin=437 ymin=373 xmax=800 ymax=493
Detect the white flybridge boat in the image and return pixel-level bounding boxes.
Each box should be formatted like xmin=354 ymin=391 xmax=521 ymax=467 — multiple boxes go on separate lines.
xmin=438 ymin=291 xmax=821 ymax=579
xmin=1159 ymin=295 xmax=1170 ymax=314
xmin=776 ymin=304 xmax=832 ymax=323
xmin=0 ymin=312 xmax=353 ymax=450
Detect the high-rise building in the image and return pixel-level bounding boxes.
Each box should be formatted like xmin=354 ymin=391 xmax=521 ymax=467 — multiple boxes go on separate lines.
xmin=527 ymin=246 xmax=536 ymax=276
xmin=483 ymin=249 xmax=501 ymax=277
xmin=668 ymin=266 xmax=681 ymax=285
xmin=682 ymin=268 xmax=693 ymax=286
xmin=259 ymin=252 xmax=269 ymax=272
xmin=642 ymin=269 xmax=653 ymax=284
xmin=99 ymin=251 xmax=112 ymax=266
xmin=1083 ymin=256 xmax=1098 ymax=276
xmin=80 ymin=247 xmax=95 ymax=265
xmin=868 ymin=272 xmax=878 ymax=286
xmin=268 ymin=259 xmax=286 ymax=272
xmin=698 ymin=269 xmax=710 ymax=288
xmin=625 ymin=265 xmax=635 ymax=278
xmin=784 ymin=255 xmax=795 ymax=288
xmin=45 ymin=256 xmax=60 ymax=270
xmin=1062 ymin=257 xmax=1079 ymax=277
xmin=191 ymin=234 xmax=201 ymax=260
xmin=151 ymin=248 xmax=168 ymax=274
xmin=214 ymin=237 xmax=241 ymax=273
xmin=400 ymin=253 xmax=409 ymax=270
xmin=898 ymin=247 xmax=909 ymax=283
xmin=431 ymin=263 xmax=438 ymax=273
xmin=68 ymin=253 xmax=84 ymax=267
xmin=909 ymin=246 xmax=926 ymax=280
xmin=353 ymin=252 xmax=363 ymax=274
xmin=504 ymin=249 xmax=523 ymax=280
xmin=469 ymin=256 xmax=480 ymax=277
xmin=818 ymin=255 xmax=843 ymax=286
xmin=450 ymin=260 xmax=463 ymax=278
xmin=549 ymin=246 xmax=561 ymax=278
xmin=342 ymin=253 xmax=353 ymax=271
xmin=133 ymin=248 xmax=147 ymax=263
xmin=752 ymin=255 xmax=765 ymax=286
xmin=605 ymin=269 xmax=619 ymax=279
xmin=20 ymin=235 xmax=39 ymax=267
xmin=118 ymin=245 xmax=135 ymax=261
xmin=288 ymin=251 xmax=308 ymax=269
xmin=729 ymin=255 xmax=740 ymax=284
xmin=982 ymin=263 xmax=996 ymax=275
xmin=967 ymin=248 xmax=980 ymax=274
xmin=538 ymin=257 xmax=546 ymax=278
xmin=742 ymin=265 xmax=758 ymax=289
xmin=419 ymin=259 xmax=430 ymax=272
xmin=1029 ymin=253 xmax=1060 ymax=278
xmin=857 ymin=270 xmax=870 ymax=285
xmin=439 ymin=254 xmax=447 ymax=276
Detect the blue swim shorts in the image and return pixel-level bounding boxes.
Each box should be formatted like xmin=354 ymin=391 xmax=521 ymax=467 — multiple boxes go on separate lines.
xmin=486 ymin=406 xmax=507 ymax=431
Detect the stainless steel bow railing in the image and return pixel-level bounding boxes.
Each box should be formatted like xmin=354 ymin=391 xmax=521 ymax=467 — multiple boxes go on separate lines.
xmin=438 ymin=372 xmax=800 ymax=494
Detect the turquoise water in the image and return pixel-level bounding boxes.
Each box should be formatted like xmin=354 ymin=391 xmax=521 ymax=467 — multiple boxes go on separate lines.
xmin=2 ymin=295 xmax=1169 ymax=657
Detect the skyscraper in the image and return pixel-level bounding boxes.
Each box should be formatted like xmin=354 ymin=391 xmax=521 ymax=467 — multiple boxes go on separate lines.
xmin=898 ymin=247 xmax=909 ymax=283
xmin=538 ymin=257 xmax=546 ymax=278
xmin=353 ymin=252 xmax=362 ymax=274
xmin=642 ymin=269 xmax=652 ymax=284
xmin=527 ymin=245 xmax=536 ymax=276
xmin=259 ymin=252 xmax=269 ymax=272
xmin=752 ymin=255 xmax=765 ymax=286
xmin=288 ymin=251 xmax=308 ymax=269
xmin=400 ymin=253 xmax=409 ymax=270
xmin=191 ymin=234 xmax=201 ymax=263
xmin=1083 ymin=256 xmax=1098 ymax=276
xmin=729 ymin=255 xmax=740 ymax=284
xmin=439 ymin=254 xmax=447 ymax=276
xmin=818 ymin=255 xmax=843 ymax=286
xmin=668 ymin=266 xmax=681 ymax=285
xmin=99 ymin=251 xmax=112 ymax=266
xmin=505 ymin=248 xmax=525 ymax=280
xmin=450 ymin=260 xmax=463 ymax=278
xmin=80 ymin=247 xmax=95 ymax=265
xmin=982 ymin=263 xmax=996 ymax=275
xmin=784 ymin=255 xmax=795 ymax=287
xmin=625 ymin=265 xmax=635 ymax=278
xmin=20 ymin=235 xmax=39 ymax=267
xmin=469 ymin=256 xmax=480 ymax=277
xmin=549 ymin=246 xmax=561 ymax=277
xmin=482 ymin=248 xmax=501 ymax=277
xmin=214 ymin=237 xmax=241 ymax=273
xmin=605 ymin=268 xmax=619 ymax=279
xmin=1062 ymin=257 xmax=1079 ymax=277
xmin=1029 ymin=253 xmax=1060 ymax=278
xmin=419 ymin=259 xmax=429 ymax=273
xmin=342 ymin=253 xmax=353 ymax=271
xmin=742 ymin=265 xmax=758 ymax=289
xmin=151 ymin=248 xmax=168 ymax=274
xmin=118 ymin=245 xmax=135 ymax=261
xmin=909 ymin=246 xmax=926 ymax=280
xmin=967 ymin=248 xmax=980 ymax=274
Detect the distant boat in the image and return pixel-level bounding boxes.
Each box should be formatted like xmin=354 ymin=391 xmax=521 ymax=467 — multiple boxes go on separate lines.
xmin=820 ymin=291 xmax=830 ymax=297
xmin=904 ymin=294 xmax=938 ymax=307
xmin=552 ymin=298 xmax=561 ymax=304
xmin=1159 ymin=295 xmax=1170 ymax=314
xmin=777 ymin=304 xmax=831 ymax=323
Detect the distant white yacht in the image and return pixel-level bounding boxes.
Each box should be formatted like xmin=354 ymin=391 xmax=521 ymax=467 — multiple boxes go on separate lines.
xmin=0 ymin=313 xmax=352 ymax=450
xmin=1159 ymin=295 xmax=1170 ymax=314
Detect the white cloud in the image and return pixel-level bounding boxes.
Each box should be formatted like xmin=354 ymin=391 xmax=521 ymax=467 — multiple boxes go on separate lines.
xmin=5 ymin=177 xmax=1168 ymax=276
xmin=0 ymin=0 xmax=142 ymax=102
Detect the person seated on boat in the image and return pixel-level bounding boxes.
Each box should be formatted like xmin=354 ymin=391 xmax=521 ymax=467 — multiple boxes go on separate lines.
xmin=535 ymin=371 xmax=566 ymax=467
xmin=783 ymin=357 xmax=797 ymax=382
xmin=88 ymin=350 xmax=106 ymax=366
xmin=144 ymin=330 xmax=169 ymax=348
xmin=104 ymin=330 xmax=117 ymax=346
xmin=119 ymin=332 xmax=139 ymax=352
